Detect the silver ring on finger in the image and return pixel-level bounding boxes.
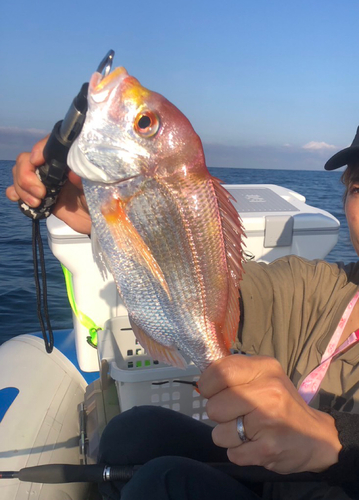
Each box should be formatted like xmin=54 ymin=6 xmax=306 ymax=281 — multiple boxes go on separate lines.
xmin=236 ymin=415 xmax=249 ymax=443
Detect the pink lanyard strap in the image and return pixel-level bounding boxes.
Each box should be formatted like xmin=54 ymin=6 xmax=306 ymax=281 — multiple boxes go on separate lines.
xmin=298 ymin=290 xmax=359 ymax=405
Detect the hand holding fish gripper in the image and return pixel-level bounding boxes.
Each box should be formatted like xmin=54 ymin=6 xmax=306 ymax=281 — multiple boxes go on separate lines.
xmin=19 ymin=50 xmax=115 ymax=353
xmin=18 ymin=50 xmax=115 ymax=220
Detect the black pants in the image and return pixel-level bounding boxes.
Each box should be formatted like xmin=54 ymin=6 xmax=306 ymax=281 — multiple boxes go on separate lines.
xmin=97 ymin=405 xmax=260 ymax=500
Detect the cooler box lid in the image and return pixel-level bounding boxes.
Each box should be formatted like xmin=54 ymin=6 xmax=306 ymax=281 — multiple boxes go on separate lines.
xmin=226 ymin=184 xmax=339 ymax=248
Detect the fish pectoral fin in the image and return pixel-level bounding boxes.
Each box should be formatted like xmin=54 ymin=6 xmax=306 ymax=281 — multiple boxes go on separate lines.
xmin=102 ymin=197 xmax=171 ymax=299
xmin=130 ymin=320 xmax=188 ymax=369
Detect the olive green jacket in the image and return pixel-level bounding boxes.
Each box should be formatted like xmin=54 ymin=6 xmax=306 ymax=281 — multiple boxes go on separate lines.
xmin=237 ymin=256 xmax=359 ymax=413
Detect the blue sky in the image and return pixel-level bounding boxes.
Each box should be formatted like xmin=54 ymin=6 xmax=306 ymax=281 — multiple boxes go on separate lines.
xmin=1 ymin=0 xmax=359 ymax=169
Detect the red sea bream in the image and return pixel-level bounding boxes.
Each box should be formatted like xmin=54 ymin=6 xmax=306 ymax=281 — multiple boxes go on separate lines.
xmin=68 ymin=66 xmax=245 ymax=372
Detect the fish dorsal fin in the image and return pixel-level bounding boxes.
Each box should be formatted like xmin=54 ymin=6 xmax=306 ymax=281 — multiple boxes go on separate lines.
xmin=221 ymin=278 xmax=240 ymax=350
xmin=102 ymin=197 xmax=171 ymax=299
xmin=130 ymin=319 xmax=188 ymax=369
xmin=212 ymin=177 xmax=245 ymax=348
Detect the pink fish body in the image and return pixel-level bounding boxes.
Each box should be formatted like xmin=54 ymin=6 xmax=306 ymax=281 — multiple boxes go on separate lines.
xmin=68 ymin=67 xmax=245 ymax=371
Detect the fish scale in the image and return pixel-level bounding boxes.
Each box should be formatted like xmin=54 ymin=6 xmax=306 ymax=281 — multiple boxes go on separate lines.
xmin=123 ymin=176 xmax=229 ymax=358
xmin=163 ymin=174 xmax=230 ymax=319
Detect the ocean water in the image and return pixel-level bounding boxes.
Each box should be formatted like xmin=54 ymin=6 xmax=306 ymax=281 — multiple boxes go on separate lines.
xmin=0 ymin=159 xmax=356 ymax=345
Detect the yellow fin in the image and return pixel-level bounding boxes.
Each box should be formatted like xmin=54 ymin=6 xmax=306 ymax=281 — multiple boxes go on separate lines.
xmin=130 ymin=320 xmax=188 ymax=369
xmin=102 ymin=197 xmax=171 ymax=299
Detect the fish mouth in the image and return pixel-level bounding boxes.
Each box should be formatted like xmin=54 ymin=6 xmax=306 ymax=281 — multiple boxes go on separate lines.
xmin=96 ymin=67 xmax=129 ymax=91
xmin=68 ymin=136 xmax=144 ymax=184
xmin=89 ymin=66 xmax=131 ymax=103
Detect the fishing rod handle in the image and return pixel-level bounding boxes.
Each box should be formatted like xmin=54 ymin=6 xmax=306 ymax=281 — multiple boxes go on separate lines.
xmin=18 ymin=464 xmax=104 ymax=483
xmin=10 ymin=462 xmax=323 ymax=485
xmin=16 ymin=463 xmax=140 ymax=483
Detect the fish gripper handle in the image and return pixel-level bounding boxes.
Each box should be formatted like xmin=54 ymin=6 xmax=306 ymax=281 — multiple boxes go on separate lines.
xmin=18 ymin=120 xmax=71 ymax=220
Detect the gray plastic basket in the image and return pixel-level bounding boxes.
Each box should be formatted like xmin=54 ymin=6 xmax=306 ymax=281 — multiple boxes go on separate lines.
xmin=98 ymin=316 xmax=211 ymax=422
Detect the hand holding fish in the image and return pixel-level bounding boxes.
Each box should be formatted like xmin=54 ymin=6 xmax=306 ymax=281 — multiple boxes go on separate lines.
xmin=198 ymin=355 xmax=341 ymax=474
xmin=6 ymin=137 xmax=92 ymax=235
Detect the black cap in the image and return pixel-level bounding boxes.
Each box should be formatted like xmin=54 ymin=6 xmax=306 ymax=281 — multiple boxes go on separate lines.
xmin=325 ymin=126 xmax=359 ymax=170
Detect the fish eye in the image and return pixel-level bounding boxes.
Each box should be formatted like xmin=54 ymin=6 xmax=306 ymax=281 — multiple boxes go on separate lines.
xmin=134 ymin=111 xmax=160 ymax=138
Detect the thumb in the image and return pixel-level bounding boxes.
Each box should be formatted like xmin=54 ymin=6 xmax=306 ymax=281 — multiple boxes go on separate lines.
xmin=29 ymin=135 xmax=49 ymax=165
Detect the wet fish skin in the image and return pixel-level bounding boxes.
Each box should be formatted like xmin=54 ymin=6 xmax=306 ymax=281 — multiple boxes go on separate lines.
xmin=68 ymin=67 xmax=244 ymax=371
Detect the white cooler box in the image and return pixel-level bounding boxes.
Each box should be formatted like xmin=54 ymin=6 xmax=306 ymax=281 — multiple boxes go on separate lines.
xmin=47 ymin=183 xmax=339 ymax=374
xmin=227 ymin=184 xmax=339 ymax=262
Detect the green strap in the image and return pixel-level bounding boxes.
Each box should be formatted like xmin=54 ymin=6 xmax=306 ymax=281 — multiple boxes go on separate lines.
xmin=61 ymin=264 xmax=101 ymax=348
